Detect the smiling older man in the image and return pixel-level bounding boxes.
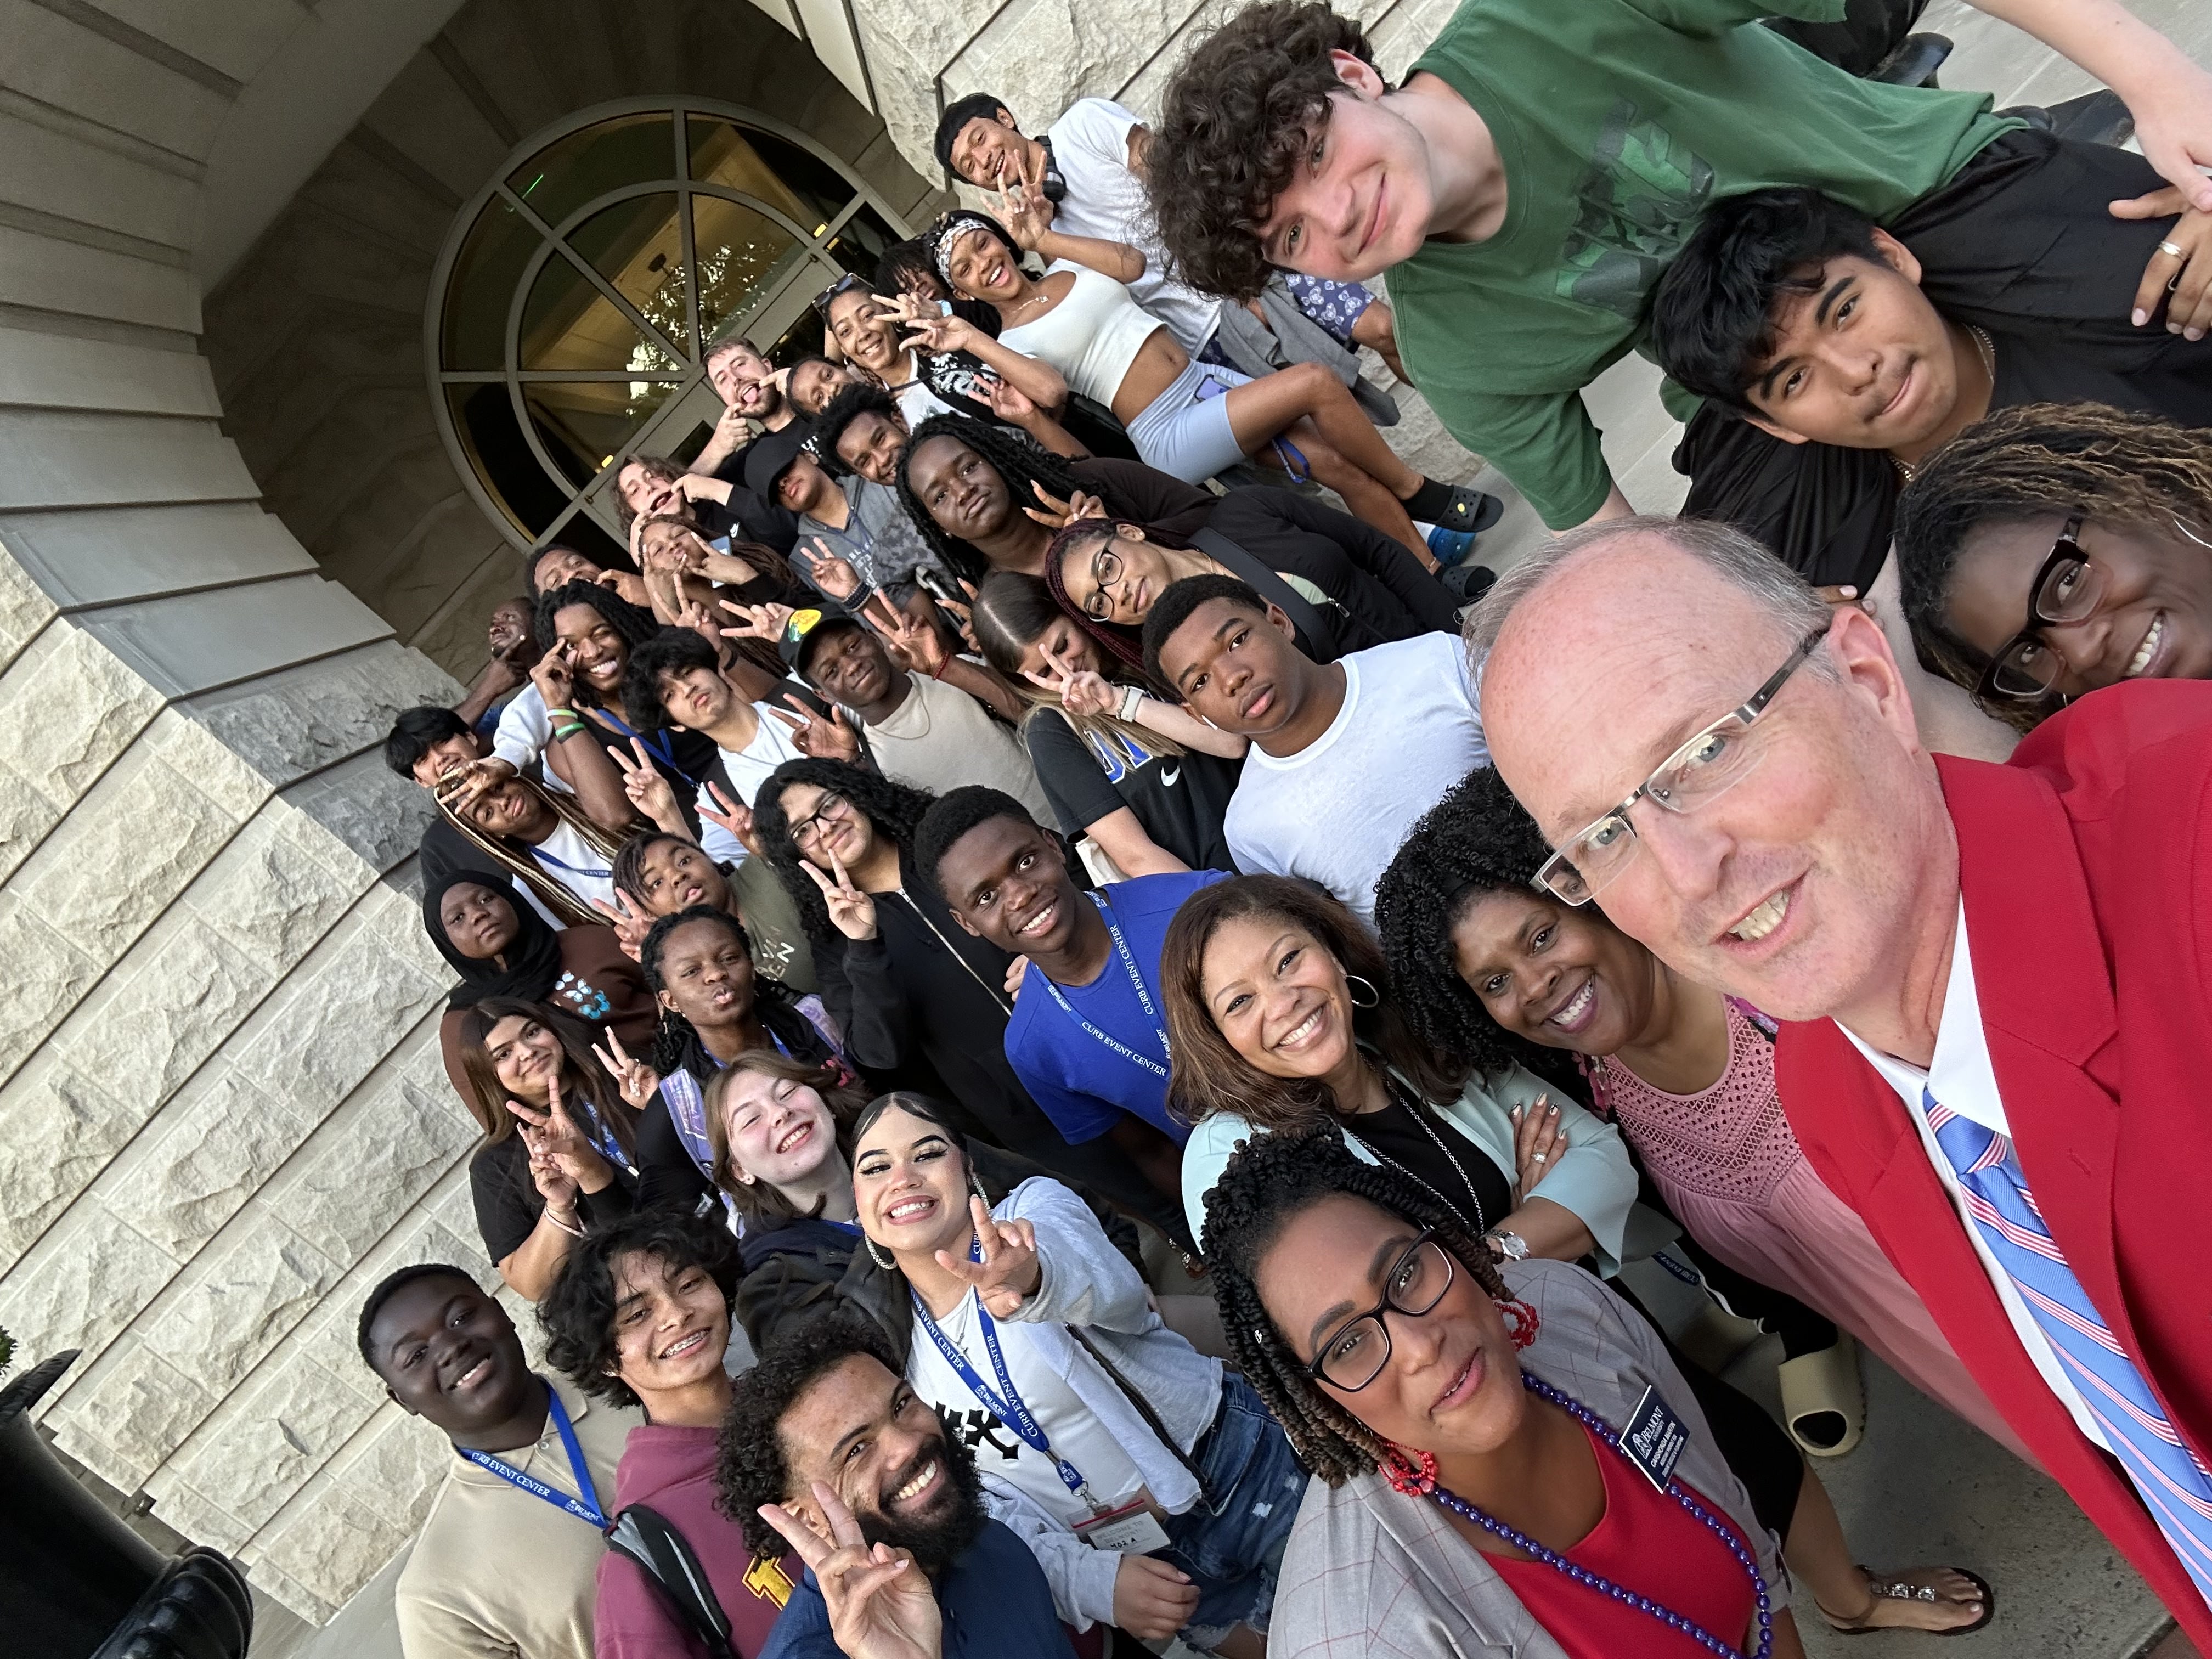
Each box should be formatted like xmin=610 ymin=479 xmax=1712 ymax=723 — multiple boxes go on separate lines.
xmin=1470 ymin=514 xmax=2212 ymax=1648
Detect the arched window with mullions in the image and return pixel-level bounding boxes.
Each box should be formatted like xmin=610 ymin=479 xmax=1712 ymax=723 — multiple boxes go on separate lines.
xmin=429 ymin=98 xmax=907 ymax=563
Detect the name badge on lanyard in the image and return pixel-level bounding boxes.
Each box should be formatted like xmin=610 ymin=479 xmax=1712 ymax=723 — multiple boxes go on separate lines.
xmin=458 ymin=1381 xmax=608 ymax=1531
xmin=911 ymin=1245 xmax=1166 ymax=1553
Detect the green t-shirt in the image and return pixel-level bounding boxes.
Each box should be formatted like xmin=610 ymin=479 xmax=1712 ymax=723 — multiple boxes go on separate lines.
xmin=1395 ymin=0 xmax=2018 ymax=527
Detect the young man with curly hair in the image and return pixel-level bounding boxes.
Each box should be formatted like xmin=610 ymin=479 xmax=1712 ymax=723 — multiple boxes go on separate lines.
xmin=1145 ymin=0 xmax=2212 ymax=588
xmin=539 ymin=1209 xmax=798 ymax=1658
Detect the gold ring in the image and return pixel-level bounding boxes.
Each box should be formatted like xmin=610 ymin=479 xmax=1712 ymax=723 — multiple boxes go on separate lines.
xmin=2161 ymin=240 xmax=2187 ymax=258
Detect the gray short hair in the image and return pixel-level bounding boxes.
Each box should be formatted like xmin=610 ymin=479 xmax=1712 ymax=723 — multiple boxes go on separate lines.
xmin=1464 ymin=515 xmax=1831 ymax=663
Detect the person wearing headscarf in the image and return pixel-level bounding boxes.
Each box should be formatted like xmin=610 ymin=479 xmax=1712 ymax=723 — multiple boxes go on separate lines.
xmin=425 ymin=868 xmax=658 ymax=1105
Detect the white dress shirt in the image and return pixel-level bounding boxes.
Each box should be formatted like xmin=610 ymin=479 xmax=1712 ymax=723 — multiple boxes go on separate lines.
xmin=1838 ymin=900 xmax=2108 ymax=1450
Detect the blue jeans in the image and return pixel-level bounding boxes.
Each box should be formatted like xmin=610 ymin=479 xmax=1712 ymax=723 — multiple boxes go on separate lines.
xmin=1158 ymin=1372 xmax=1309 ymax=1650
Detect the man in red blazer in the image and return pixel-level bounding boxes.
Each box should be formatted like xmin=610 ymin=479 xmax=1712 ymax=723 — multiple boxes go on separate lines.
xmin=1472 ymin=514 xmax=2212 ymax=1649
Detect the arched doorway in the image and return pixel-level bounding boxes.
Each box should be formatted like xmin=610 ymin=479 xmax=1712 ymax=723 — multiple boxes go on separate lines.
xmin=429 ymin=98 xmax=907 ymax=564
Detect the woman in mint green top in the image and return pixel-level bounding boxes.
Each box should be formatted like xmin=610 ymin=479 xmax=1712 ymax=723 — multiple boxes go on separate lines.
xmin=1158 ymin=873 xmax=1635 ymax=1261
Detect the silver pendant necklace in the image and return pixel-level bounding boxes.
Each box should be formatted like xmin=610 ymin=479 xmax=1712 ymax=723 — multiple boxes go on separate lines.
xmin=1341 ymin=1071 xmax=1488 ymax=1236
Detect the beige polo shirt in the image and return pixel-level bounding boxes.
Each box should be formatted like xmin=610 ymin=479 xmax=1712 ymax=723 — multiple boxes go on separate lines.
xmin=394 ymin=1377 xmax=641 ymax=1659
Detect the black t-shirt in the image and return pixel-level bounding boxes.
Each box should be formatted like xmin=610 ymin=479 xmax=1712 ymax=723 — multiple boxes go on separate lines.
xmin=1025 ymin=708 xmax=1241 ymax=873
xmin=419 ymin=815 xmax=479 ymax=891
xmin=1339 ymin=1089 xmax=1515 ymax=1238
xmin=469 ymin=1133 xmax=637 ymax=1265
xmin=1071 ymin=458 xmax=1217 ymax=544
xmin=701 ymin=463 xmax=802 ymax=554
xmin=1989 ymin=329 xmax=2211 ymax=428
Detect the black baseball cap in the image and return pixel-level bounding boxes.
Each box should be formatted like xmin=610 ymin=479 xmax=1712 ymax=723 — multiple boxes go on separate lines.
xmin=778 ymin=603 xmax=865 ymax=679
xmin=742 ymin=421 xmax=817 ymax=502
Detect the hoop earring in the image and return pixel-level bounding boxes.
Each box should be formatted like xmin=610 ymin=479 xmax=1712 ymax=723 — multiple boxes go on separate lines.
xmin=865 ymin=1238 xmax=896 ymax=1270
xmin=1376 ymin=1439 xmax=1438 ymax=1496
xmin=970 ymin=1171 xmax=990 ymax=1207
xmin=2176 ymin=516 xmax=2212 ymax=551
xmin=1497 ymin=1297 xmax=1541 ymax=1351
xmin=1345 ymin=973 xmax=1380 ymax=1009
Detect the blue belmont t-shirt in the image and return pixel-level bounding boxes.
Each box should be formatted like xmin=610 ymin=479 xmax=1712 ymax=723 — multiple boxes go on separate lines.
xmin=761 ymin=1517 xmax=1075 ymax=1659
xmin=1002 ymin=870 xmax=1227 ymax=1146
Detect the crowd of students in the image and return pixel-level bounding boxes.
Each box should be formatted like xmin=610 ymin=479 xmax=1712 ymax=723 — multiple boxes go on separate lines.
xmin=363 ymin=0 xmax=2212 ymax=1653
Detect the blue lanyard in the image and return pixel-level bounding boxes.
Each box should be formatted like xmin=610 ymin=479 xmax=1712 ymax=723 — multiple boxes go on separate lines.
xmin=458 ymin=1381 xmax=607 ymax=1531
xmin=911 ymin=1242 xmax=1094 ymax=1506
xmin=529 ymin=844 xmax=612 ymax=880
xmin=589 ymin=707 xmax=698 ymax=789
xmin=578 ymin=1100 xmax=631 ymax=1174
xmin=1037 ymin=894 xmax=1169 ymax=1079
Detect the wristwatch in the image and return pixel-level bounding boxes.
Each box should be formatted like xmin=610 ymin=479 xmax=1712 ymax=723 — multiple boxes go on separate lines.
xmin=1486 ymin=1229 xmax=1531 ymax=1262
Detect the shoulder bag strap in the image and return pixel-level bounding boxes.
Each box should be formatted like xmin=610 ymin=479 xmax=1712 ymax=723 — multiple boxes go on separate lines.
xmin=1065 ymin=1328 xmax=1220 ymax=1509
xmin=1189 ymin=527 xmax=1338 ymax=655
xmin=606 ymin=1503 xmax=738 ymax=1657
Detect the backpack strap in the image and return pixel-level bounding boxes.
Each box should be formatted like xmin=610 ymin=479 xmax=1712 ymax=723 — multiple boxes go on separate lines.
xmin=1189 ymin=527 xmax=1340 ymax=658
xmin=606 ymin=1503 xmax=741 ymax=1656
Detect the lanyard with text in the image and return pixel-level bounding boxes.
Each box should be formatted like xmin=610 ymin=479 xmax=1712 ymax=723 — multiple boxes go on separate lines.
xmin=529 ymin=844 xmax=612 ymax=881
xmin=911 ymin=1243 xmax=1097 ymax=1509
xmin=457 ymin=1380 xmax=608 ymax=1531
xmin=1038 ymin=894 xmax=1170 ymax=1079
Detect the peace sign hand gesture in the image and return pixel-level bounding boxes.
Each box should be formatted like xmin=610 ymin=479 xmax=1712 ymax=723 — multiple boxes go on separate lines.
xmin=507 ymin=1072 xmax=605 ymax=1178
xmin=862 ymin=592 xmax=947 ymax=679
xmin=771 ymin=696 xmax=862 ymax=762
xmin=802 ymin=850 xmax=879 ymax=941
xmin=591 ymin=890 xmax=654 ymax=962
xmin=975 ymin=371 xmax=1037 ymax=425
xmin=698 ymin=779 xmax=761 ymax=857
xmin=758 ymin=1482 xmax=942 ymax=1659
xmin=1022 ymin=638 xmax=1114 ymax=718
xmin=524 ymin=1131 xmax=581 ymax=1213
xmin=591 ymin=1029 xmax=659 ymax=1113
xmin=795 ymin=537 xmax=864 ymax=602
xmin=1022 ymin=483 xmax=1105 ymax=531
xmin=995 ymin=145 xmax=1057 ymax=252
xmin=616 ymin=738 xmax=678 ymax=825
xmin=720 ymin=598 xmax=794 ymax=643
xmin=935 ymin=1194 xmax=1041 ymax=1318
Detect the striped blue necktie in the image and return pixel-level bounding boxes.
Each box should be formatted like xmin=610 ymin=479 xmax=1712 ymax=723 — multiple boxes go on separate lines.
xmin=1926 ymin=1088 xmax=2212 ymax=1607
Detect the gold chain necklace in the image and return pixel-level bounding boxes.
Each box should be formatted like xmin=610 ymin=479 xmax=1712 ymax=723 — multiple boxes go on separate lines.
xmin=1892 ymin=326 xmax=1995 ymax=484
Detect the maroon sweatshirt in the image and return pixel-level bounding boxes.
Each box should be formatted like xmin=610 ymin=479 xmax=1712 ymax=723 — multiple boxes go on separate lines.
xmin=594 ymin=1422 xmax=799 ymax=1658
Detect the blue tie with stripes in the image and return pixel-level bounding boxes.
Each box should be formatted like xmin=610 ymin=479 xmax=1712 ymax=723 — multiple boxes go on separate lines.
xmin=1926 ymin=1088 xmax=2212 ymax=1607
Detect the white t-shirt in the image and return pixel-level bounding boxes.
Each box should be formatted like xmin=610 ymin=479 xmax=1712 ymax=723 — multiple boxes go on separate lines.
xmin=715 ymin=707 xmax=809 ymax=808
xmin=1045 ymin=98 xmax=1223 ymax=355
xmin=1225 ymin=631 xmax=1489 ymax=925
xmin=1838 ymin=902 xmax=2108 ymax=1451
xmin=907 ymin=1287 xmax=1147 ymax=1528
xmin=518 ymin=817 xmax=616 ymax=922
xmin=490 ymin=682 xmax=574 ymax=795
xmin=866 ymin=673 xmax=1054 ymax=822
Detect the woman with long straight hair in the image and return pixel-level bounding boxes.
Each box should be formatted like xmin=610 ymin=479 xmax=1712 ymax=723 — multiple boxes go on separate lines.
xmin=450 ymin=997 xmax=640 ymax=1300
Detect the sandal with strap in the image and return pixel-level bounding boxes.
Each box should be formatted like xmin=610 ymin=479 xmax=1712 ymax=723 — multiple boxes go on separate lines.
xmin=1428 ymin=486 xmax=1504 ymax=537
xmin=1817 ymin=1566 xmax=1996 ymax=1637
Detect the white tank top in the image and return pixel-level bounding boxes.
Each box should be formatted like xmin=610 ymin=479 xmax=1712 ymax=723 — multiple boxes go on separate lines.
xmin=999 ymin=263 xmax=1165 ymax=408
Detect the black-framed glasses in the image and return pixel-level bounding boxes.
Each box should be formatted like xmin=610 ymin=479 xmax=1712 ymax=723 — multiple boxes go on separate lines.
xmin=791 ymin=791 xmax=851 ymax=848
xmin=1081 ymin=543 xmax=1128 ymax=621
xmin=1973 ymin=512 xmax=2100 ymax=703
xmin=1305 ymin=1233 xmax=1455 ymax=1392
xmin=810 ymin=272 xmax=873 ymax=320
xmin=1536 ymin=629 xmax=1827 ymax=907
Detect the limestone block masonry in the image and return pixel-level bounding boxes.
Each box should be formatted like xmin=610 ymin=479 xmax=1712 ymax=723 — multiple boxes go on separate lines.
xmin=0 ymin=539 xmax=522 ymax=1624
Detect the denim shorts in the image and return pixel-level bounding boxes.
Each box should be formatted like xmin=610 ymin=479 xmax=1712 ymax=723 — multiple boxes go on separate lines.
xmin=1158 ymin=1372 xmax=1310 ymax=1650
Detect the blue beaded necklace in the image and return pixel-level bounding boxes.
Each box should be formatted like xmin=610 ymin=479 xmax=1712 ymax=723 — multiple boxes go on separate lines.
xmin=1426 ymin=1373 xmax=1773 ymax=1659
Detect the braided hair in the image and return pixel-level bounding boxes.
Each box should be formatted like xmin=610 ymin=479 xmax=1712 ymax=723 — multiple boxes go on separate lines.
xmin=534 ymin=578 xmax=661 ymax=709
xmin=749 ymin=758 xmax=937 ymax=944
xmin=896 ymin=413 xmax=1087 ymax=585
xmin=637 ymin=904 xmax=821 ymax=1077
xmin=1203 ymin=1125 xmax=1509 ymax=1487
xmin=1372 ymin=768 xmax=1560 ymax=1083
xmin=1894 ymin=403 xmax=2212 ymax=695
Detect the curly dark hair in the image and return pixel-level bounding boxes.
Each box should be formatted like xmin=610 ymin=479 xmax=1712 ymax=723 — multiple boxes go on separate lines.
xmin=814 ymin=382 xmax=906 ymax=478
xmin=1204 ymin=1124 xmax=1508 ymax=1485
xmin=1161 ymin=874 xmax=1470 ymax=1131
xmin=716 ymin=1311 xmax=905 ymax=1554
xmin=1148 ymin=1 xmax=1379 ymax=301
xmin=612 ymin=454 xmax=685 ymax=533
xmin=749 ymin=759 xmax=937 ymax=944
xmin=910 ymin=785 xmax=1039 ymax=907
xmin=537 ymin=1207 xmax=743 ymax=1409
xmin=1648 ymin=187 xmax=1886 ymax=416
xmin=896 ymin=413 xmax=1087 ymax=585
xmin=1372 ymin=767 xmax=1560 ymax=1081
xmin=618 ymin=625 xmax=719 ymax=733
xmin=535 ymin=579 xmax=662 ymax=708
xmin=1141 ymin=572 xmax=1267 ymax=686
xmin=1895 ymin=402 xmax=2212 ymax=706
xmin=610 ymin=829 xmax=729 ymax=917
xmin=875 ymin=238 xmax=941 ymax=299
xmin=384 ymin=704 xmax=471 ymax=780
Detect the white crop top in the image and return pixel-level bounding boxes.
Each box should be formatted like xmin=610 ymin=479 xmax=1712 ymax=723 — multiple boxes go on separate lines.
xmin=998 ymin=263 xmax=1164 ymax=407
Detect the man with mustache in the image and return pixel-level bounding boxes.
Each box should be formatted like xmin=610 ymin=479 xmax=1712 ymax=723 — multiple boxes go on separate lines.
xmin=362 ymin=1264 xmax=640 ymax=1659
xmin=1471 ymin=514 xmax=2212 ymax=1649
xmin=723 ymin=1314 xmax=1077 ymax=1659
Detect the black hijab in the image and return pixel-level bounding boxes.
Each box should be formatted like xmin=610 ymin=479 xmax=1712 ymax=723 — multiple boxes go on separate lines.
xmin=423 ymin=868 xmax=566 ymax=1012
